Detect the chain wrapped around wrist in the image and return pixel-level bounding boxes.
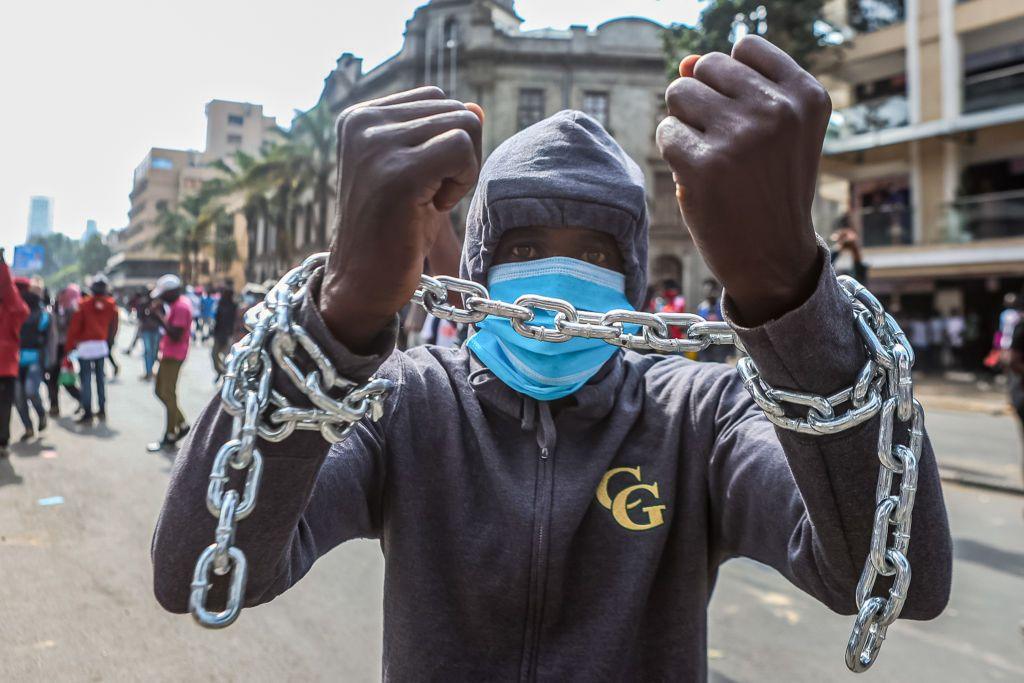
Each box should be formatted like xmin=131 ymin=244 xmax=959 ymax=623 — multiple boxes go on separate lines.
xmin=188 ymin=253 xmax=391 ymax=628
xmin=191 ymin=253 xmax=921 ymax=674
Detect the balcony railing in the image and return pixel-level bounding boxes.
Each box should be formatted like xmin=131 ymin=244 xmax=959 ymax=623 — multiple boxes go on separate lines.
xmin=854 ymin=203 xmax=914 ymax=247
xmin=828 ymin=94 xmax=909 ymax=139
xmin=943 ymin=189 xmax=1024 ymax=242
xmin=964 ymin=63 xmax=1024 ymax=114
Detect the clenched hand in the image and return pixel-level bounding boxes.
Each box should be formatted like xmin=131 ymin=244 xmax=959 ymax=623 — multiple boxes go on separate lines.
xmin=657 ymin=35 xmax=832 ymax=325
xmin=320 ymin=87 xmax=483 ymax=351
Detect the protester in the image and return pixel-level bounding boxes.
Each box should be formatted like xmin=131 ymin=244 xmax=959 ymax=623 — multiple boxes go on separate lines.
xmin=67 ymin=275 xmax=119 ymax=423
xmin=185 ymin=286 xmax=202 ymax=341
xmin=14 ymin=277 xmax=53 ymax=440
xmin=136 ymin=291 xmax=162 ymax=380
xmin=1006 ymin=296 xmax=1024 ymax=490
xmin=695 ymin=278 xmax=730 ymax=362
xmin=829 ymin=222 xmax=868 ymax=283
xmin=154 ymin=41 xmax=951 ymax=679
xmin=147 ymin=274 xmax=193 ymax=451
xmin=945 ymin=308 xmax=966 ymax=370
xmin=210 ymin=284 xmax=238 ymax=378
xmin=928 ymin=310 xmax=946 ymax=370
xmin=46 ymin=284 xmax=83 ymax=415
xmin=0 ymin=250 xmax=30 ymax=456
xmin=199 ymin=288 xmax=217 ymax=342
xmin=909 ymin=314 xmax=932 ymax=373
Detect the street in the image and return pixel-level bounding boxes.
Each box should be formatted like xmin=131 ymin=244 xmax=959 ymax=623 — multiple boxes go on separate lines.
xmin=1 ymin=333 xmax=1022 ymax=681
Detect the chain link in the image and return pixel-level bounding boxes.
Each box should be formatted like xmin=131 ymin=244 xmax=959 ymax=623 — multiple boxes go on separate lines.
xmin=188 ymin=253 xmax=392 ymax=628
xmin=193 ymin=254 xmax=922 ymax=673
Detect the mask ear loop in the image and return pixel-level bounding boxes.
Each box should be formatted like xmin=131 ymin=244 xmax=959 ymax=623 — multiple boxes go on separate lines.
xmin=520 ymin=396 xmax=536 ymax=432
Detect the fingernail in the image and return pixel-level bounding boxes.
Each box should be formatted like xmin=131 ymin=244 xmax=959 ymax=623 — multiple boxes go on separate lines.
xmin=679 ymin=54 xmax=701 ymax=79
xmin=464 ymin=102 xmax=485 ymax=124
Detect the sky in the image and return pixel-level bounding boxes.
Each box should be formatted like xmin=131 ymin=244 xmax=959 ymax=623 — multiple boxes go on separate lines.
xmin=0 ymin=0 xmax=703 ymax=257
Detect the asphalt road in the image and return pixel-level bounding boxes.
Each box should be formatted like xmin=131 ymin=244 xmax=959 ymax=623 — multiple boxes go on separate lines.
xmin=1 ymin=337 xmax=1022 ymax=681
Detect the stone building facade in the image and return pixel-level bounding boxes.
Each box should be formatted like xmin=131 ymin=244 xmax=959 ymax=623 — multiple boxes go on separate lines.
xmin=252 ymin=0 xmax=710 ymax=305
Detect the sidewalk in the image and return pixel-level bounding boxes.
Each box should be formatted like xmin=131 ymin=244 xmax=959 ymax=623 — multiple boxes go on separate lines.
xmin=914 ymin=372 xmax=1024 ymax=495
xmin=915 ymin=371 xmax=1011 ymax=415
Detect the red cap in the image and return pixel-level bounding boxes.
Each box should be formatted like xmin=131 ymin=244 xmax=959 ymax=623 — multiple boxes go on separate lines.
xmin=13 ymin=276 xmax=31 ymax=288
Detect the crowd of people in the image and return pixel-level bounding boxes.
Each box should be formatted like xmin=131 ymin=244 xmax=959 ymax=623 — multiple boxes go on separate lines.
xmin=0 ymin=248 xmax=245 ymax=458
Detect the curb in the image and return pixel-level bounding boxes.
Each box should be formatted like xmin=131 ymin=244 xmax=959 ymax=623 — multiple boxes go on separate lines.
xmin=938 ymin=469 xmax=1024 ymax=496
xmin=917 ymin=394 xmax=1012 ymax=415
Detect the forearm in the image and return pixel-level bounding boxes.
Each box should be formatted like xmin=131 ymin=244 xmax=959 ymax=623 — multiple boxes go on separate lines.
xmin=151 ymin=394 xmax=333 ymax=613
xmin=152 ymin=268 xmax=398 ymax=613
xmin=723 ymin=244 xmax=952 ymax=618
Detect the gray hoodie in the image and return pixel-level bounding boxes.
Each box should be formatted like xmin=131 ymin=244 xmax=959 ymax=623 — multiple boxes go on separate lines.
xmin=152 ymin=112 xmax=952 ymax=681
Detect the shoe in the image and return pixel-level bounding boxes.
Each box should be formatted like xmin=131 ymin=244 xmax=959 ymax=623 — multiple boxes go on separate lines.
xmin=0 ymin=446 xmax=9 ymax=458
xmin=49 ymin=406 xmax=60 ymax=417
xmin=38 ymin=414 xmax=47 ymax=432
xmin=96 ymin=410 xmax=107 ymax=421
xmin=170 ymin=422 xmax=192 ymax=444
xmin=146 ymin=438 xmax=174 ymax=453
xmin=19 ymin=430 xmax=34 ymax=442
xmin=76 ymin=413 xmax=94 ymax=425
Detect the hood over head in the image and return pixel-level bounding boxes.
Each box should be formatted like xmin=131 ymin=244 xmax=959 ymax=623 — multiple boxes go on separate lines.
xmin=460 ymin=110 xmax=649 ymax=308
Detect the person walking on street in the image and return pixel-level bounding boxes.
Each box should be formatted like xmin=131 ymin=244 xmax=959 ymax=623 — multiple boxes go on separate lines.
xmin=945 ymin=308 xmax=966 ymax=370
xmin=1005 ymin=295 xmax=1024 ymax=493
xmin=14 ymin=278 xmax=53 ymax=440
xmin=67 ymin=276 xmax=119 ymax=423
xmin=147 ymin=274 xmax=193 ymax=451
xmin=153 ymin=40 xmax=952 ymax=679
xmin=136 ymin=291 xmax=162 ymax=380
xmin=199 ymin=288 xmax=216 ymax=342
xmin=46 ymin=284 xmax=83 ymax=416
xmin=0 ymin=249 xmax=30 ymax=457
xmin=210 ymin=284 xmax=238 ymax=378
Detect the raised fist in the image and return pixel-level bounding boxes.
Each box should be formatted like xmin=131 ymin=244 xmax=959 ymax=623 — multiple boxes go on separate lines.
xmin=320 ymin=87 xmax=483 ymax=350
xmin=657 ymin=35 xmax=832 ymax=324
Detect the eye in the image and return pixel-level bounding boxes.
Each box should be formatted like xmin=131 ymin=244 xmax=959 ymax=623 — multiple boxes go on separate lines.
xmin=510 ymin=245 xmax=538 ymax=260
xmin=582 ymin=251 xmax=608 ymax=265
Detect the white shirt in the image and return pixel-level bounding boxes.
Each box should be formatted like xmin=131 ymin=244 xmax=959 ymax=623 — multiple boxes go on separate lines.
xmin=76 ymin=339 xmax=109 ymax=360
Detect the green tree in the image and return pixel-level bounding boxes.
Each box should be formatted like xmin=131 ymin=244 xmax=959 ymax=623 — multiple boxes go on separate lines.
xmin=79 ymin=233 xmax=112 ymax=276
xmin=28 ymin=232 xmax=79 ymax=280
xmin=289 ymin=103 xmax=336 ymax=246
xmin=154 ymin=185 xmax=225 ymax=284
xmin=664 ymin=1 xmax=836 ymax=76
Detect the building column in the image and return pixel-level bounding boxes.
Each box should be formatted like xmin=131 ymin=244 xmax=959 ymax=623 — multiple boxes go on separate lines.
xmin=938 ymin=0 xmax=961 ymax=121
xmin=905 ymin=0 xmax=922 ymax=125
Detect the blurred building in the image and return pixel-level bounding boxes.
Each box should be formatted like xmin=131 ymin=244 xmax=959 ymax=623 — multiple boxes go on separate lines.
xmin=26 ymin=196 xmax=53 ymax=240
xmin=82 ymin=219 xmax=99 ymax=242
xmin=252 ymin=0 xmax=705 ymax=303
xmin=107 ymin=101 xmax=277 ymax=291
xmin=202 ymin=100 xmax=278 ymax=163
xmin=817 ymin=0 xmax=1024 ymax=365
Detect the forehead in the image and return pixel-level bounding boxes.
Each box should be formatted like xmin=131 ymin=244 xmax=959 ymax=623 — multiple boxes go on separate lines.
xmin=499 ymin=226 xmax=618 ymax=246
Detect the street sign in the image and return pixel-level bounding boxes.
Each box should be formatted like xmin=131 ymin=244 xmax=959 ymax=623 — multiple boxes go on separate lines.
xmin=12 ymin=244 xmax=45 ymax=273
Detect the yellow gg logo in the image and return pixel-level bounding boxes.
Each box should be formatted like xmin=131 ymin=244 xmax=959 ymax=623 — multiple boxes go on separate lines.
xmin=596 ymin=467 xmax=667 ymax=531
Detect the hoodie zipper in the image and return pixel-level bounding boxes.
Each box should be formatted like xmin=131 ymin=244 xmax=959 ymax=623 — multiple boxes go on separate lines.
xmin=520 ymin=401 xmax=556 ymax=682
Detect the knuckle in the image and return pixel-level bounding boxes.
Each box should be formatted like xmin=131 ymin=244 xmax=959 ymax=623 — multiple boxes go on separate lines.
xmin=419 ymin=85 xmax=446 ymax=100
xmin=693 ymin=51 xmax=728 ymax=78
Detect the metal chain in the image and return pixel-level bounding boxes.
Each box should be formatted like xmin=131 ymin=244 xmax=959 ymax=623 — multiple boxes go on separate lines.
xmin=193 ymin=253 xmax=921 ymax=673
xmin=188 ymin=253 xmax=392 ymax=628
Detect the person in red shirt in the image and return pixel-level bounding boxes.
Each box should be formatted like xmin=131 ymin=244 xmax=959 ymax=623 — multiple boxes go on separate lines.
xmin=66 ymin=275 xmax=119 ymax=423
xmin=0 ymin=250 xmax=30 ymax=456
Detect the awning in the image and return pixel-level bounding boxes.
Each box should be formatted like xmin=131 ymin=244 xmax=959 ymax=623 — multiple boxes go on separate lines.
xmin=862 ymin=240 xmax=1024 ymax=280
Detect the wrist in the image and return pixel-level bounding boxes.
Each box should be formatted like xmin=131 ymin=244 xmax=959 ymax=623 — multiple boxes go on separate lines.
xmin=319 ymin=274 xmax=395 ymax=353
xmin=725 ymin=242 xmax=822 ymax=327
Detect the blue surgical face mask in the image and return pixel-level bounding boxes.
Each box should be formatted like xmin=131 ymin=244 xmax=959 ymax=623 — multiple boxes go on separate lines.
xmin=467 ymin=256 xmax=633 ymax=401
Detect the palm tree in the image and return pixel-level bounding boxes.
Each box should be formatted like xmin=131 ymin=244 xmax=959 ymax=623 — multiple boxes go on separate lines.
xmin=289 ymin=102 xmax=336 ymax=246
xmin=154 ymin=185 xmax=224 ymax=284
